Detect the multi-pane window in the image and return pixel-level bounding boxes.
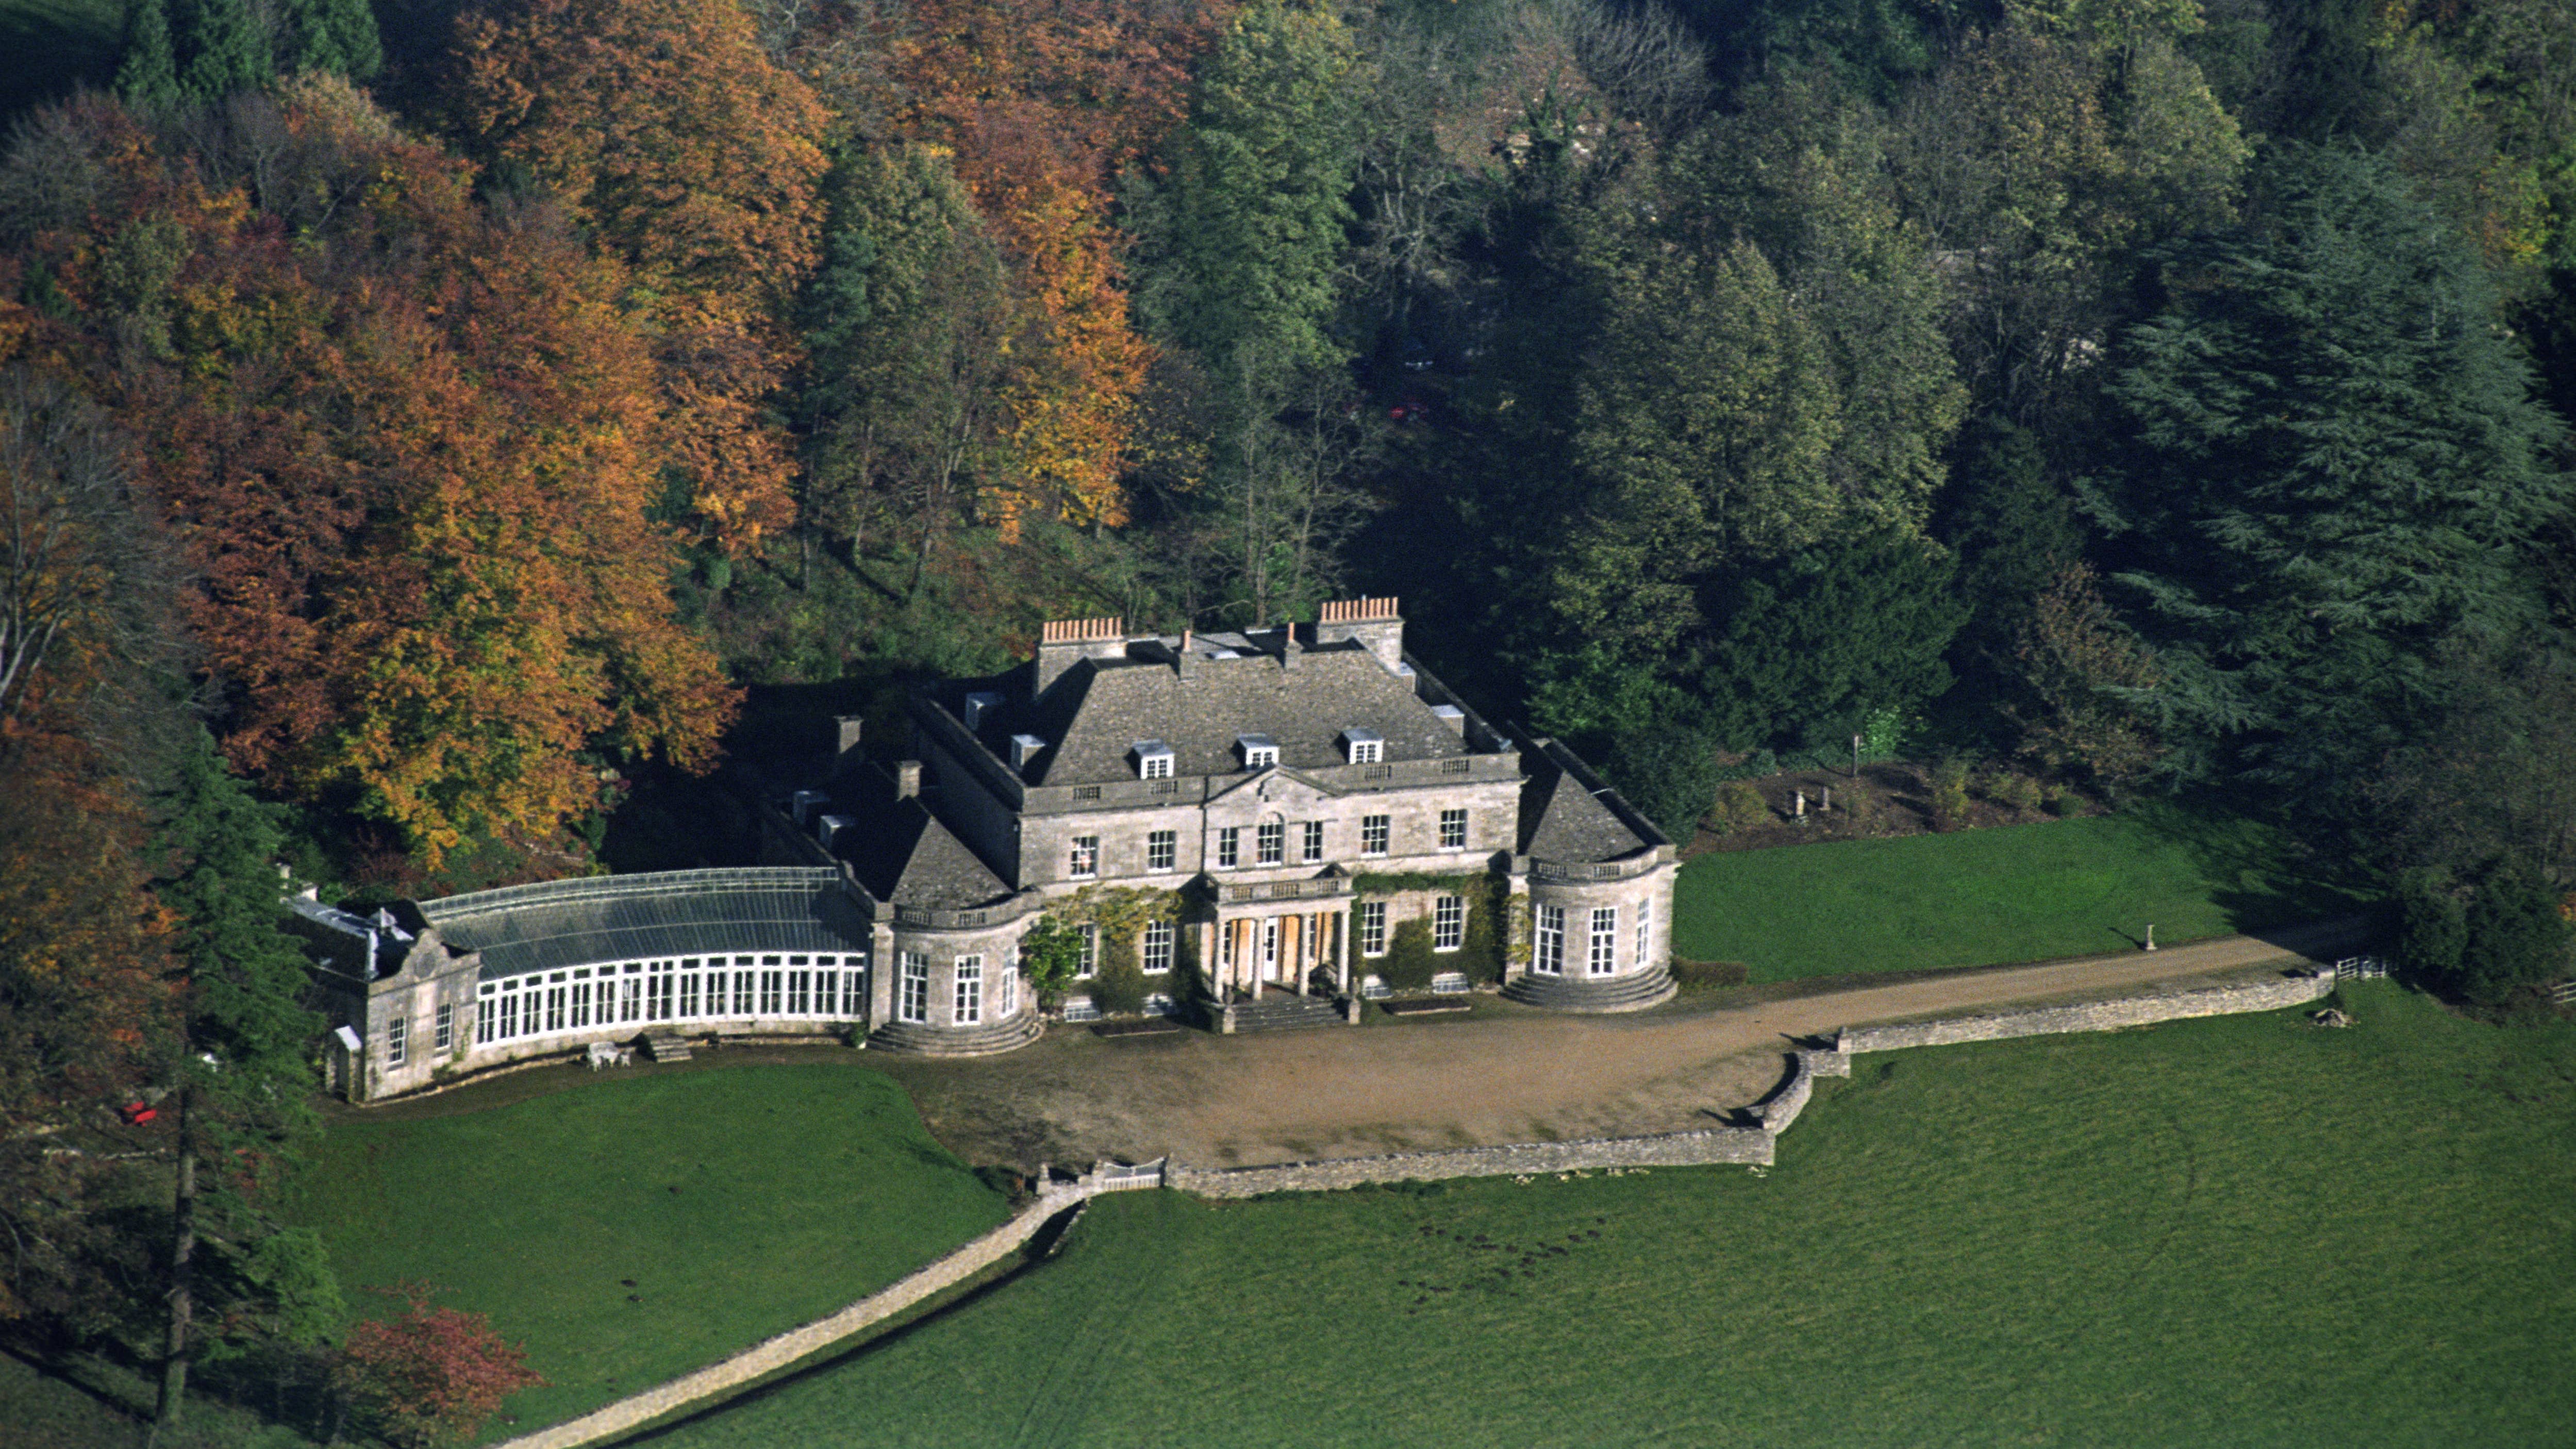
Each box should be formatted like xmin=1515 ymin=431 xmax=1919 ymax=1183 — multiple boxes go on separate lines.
xmin=954 ymin=956 xmax=984 ymax=1025
xmin=678 ymin=964 xmax=702 ymax=1018
xmin=1148 ymin=829 xmax=1176 ymax=872
xmin=899 ymin=953 xmax=929 ymax=1024
xmin=1076 ymin=924 xmax=1099 ymax=979
xmin=1439 ymin=808 xmax=1468 ymax=850
xmin=997 ymin=967 xmax=1019 ymax=1018
xmin=1347 ymin=736 xmax=1382 ymax=764
xmin=1360 ymin=814 xmax=1390 ymax=856
xmin=1535 ymin=904 xmax=1566 ymax=975
xmin=1635 ymin=900 xmax=1651 ymax=967
xmin=1302 ymin=821 xmax=1325 ymax=862
xmin=1359 ymin=901 xmax=1388 ymax=957
xmin=476 ymin=985 xmax=496 ymax=1044
xmin=1588 ymin=907 xmax=1618 ymax=976
xmin=1142 ymin=921 xmax=1175 ymax=974
xmin=1257 ymin=821 xmax=1285 ymax=865
xmin=1218 ymin=827 xmax=1241 ymax=868
xmin=1139 ymin=751 xmax=1173 ymax=780
xmin=386 ymin=1013 xmax=408 ymax=1068
xmin=1070 ymin=836 xmax=1100 ymax=877
xmin=760 ymin=967 xmax=784 ymax=1015
xmin=435 ymin=1003 xmax=454 ymax=1053
xmin=1433 ymin=895 xmax=1465 ymax=951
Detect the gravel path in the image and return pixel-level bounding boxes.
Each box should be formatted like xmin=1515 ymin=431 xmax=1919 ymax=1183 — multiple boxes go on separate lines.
xmin=883 ymin=919 xmax=2370 ymax=1170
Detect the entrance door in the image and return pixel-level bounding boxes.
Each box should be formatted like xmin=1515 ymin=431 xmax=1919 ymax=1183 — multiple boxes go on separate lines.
xmin=1260 ymin=918 xmax=1282 ymax=982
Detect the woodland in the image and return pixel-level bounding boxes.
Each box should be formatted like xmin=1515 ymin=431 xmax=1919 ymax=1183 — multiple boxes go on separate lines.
xmin=2 ymin=0 xmax=2574 ymax=1438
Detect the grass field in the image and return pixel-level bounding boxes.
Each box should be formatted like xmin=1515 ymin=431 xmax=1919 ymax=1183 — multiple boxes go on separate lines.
xmin=640 ymin=982 xmax=2576 ymax=1447
xmin=0 ymin=0 xmax=121 ymax=120
xmin=1672 ymin=806 xmax=2365 ymax=981
xmin=291 ymin=1064 xmax=1007 ymax=1437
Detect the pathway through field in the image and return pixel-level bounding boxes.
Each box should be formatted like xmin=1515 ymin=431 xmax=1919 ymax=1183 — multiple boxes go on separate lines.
xmin=887 ymin=918 xmax=2369 ymax=1170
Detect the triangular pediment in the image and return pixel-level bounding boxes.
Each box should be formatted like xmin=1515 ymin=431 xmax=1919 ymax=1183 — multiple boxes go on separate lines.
xmin=1206 ymin=765 xmax=1338 ymax=809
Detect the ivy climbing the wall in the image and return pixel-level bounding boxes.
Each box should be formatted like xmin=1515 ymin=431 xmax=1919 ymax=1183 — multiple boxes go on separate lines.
xmin=1353 ymin=871 xmax=1506 ymax=989
xmin=1046 ymin=885 xmax=1189 ymax=1014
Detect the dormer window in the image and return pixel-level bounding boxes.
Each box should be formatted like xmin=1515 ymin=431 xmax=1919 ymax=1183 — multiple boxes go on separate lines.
xmin=1134 ymin=741 xmax=1174 ymax=780
xmin=1237 ymin=734 xmax=1278 ymax=771
xmin=1342 ymin=728 xmax=1383 ymax=765
xmin=963 ymin=691 xmax=1005 ymax=731
xmin=1009 ymin=735 xmax=1046 ymax=772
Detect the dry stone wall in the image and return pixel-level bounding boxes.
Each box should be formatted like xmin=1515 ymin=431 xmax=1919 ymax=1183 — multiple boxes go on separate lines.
xmin=1836 ymin=970 xmax=2336 ymax=1055
xmin=1169 ymin=1125 xmax=1776 ymax=1196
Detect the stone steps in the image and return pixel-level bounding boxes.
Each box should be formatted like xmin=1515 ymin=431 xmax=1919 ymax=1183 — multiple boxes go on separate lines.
xmin=641 ymin=1034 xmax=693 ymax=1063
xmin=1218 ymin=992 xmax=1346 ymax=1034
xmin=1503 ymin=962 xmax=1677 ymax=1014
xmin=866 ymin=1011 xmax=1044 ymax=1057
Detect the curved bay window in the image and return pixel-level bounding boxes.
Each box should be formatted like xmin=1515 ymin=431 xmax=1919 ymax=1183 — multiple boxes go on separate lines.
xmin=474 ymin=951 xmax=871 ymax=1047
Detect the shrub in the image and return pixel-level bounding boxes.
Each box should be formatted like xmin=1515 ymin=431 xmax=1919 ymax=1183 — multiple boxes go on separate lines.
xmin=335 ymin=1283 xmax=544 ymax=1449
xmin=2400 ymin=855 xmax=2574 ymax=1006
xmin=1711 ymin=781 xmax=1770 ymax=835
xmin=1928 ymin=758 xmax=1971 ymax=829
xmin=1995 ymin=773 xmax=2042 ymax=812
xmin=1357 ymin=876 xmax=1502 ymax=989
xmin=1670 ymin=960 xmax=1750 ymax=990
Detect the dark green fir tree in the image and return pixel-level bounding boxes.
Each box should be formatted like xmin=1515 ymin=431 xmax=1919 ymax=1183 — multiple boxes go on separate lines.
xmin=151 ymin=728 xmax=336 ymax=1430
xmin=177 ymin=0 xmax=275 ymax=101
xmin=113 ymin=0 xmax=185 ymax=110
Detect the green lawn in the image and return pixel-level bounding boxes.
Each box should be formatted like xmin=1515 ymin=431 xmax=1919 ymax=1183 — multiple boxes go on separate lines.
xmin=1672 ymin=806 xmax=2365 ymax=981
xmin=292 ymin=1064 xmax=1008 ymax=1438
xmin=641 ymin=983 xmax=2576 ymax=1447
xmin=0 ymin=0 xmax=121 ymax=120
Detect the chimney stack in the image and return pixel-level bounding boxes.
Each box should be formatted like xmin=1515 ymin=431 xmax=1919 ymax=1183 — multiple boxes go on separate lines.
xmin=1035 ymin=616 xmax=1128 ymax=698
xmin=895 ymin=760 xmax=922 ymax=800
xmin=1315 ymin=597 xmax=1404 ymax=672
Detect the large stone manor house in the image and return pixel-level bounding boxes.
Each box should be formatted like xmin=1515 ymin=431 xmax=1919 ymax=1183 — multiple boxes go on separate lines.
xmin=299 ymin=601 xmax=1678 ymax=1101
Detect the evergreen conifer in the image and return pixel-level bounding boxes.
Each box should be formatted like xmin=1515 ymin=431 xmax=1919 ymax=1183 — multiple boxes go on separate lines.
xmin=114 ymin=0 xmax=186 ymax=110
xmin=177 ymin=0 xmax=275 ymax=101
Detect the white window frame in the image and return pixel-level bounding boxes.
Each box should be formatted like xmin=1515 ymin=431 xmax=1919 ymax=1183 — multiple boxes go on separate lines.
xmin=997 ymin=967 xmax=1018 ymax=1018
xmin=1439 ymin=808 xmax=1468 ymax=850
xmin=1302 ymin=820 xmax=1325 ymax=862
xmin=1069 ymin=835 xmax=1100 ymax=878
xmin=1257 ymin=821 xmax=1285 ymax=865
xmin=1142 ymin=921 xmax=1174 ymax=974
xmin=1218 ymin=827 xmax=1240 ymax=869
xmin=1135 ymin=741 xmax=1174 ymax=780
xmin=1239 ymin=735 xmax=1279 ymax=770
xmin=434 ymin=1002 xmax=453 ymax=1053
xmin=385 ymin=1012 xmax=407 ymax=1068
xmin=954 ymin=955 xmax=984 ymax=1026
xmin=1535 ymin=904 xmax=1565 ymax=975
xmin=1588 ymin=907 xmax=1618 ymax=976
xmin=1359 ymin=901 xmax=1388 ymax=957
xmin=899 ymin=953 xmax=929 ymax=1024
xmin=1433 ymin=895 xmax=1465 ymax=952
xmin=1360 ymin=814 xmax=1389 ymax=857
xmin=1345 ymin=734 xmax=1382 ymax=764
xmin=1147 ymin=829 xmax=1176 ymax=872
xmin=1636 ymin=899 xmax=1651 ymax=968
xmin=1076 ymin=924 xmax=1099 ymax=979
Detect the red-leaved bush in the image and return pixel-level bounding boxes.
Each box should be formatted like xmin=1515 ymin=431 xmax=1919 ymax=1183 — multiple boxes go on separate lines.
xmin=335 ymin=1282 xmax=546 ymax=1447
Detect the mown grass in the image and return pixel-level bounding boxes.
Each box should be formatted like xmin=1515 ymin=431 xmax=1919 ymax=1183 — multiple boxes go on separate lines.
xmin=642 ymin=982 xmax=2576 ymax=1447
xmin=291 ymin=1064 xmax=1007 ymax=1438
xmin=0 ymin=0 xmax=122 ymax=120
xmin=1672 ymin=805 xmax=2365 ymax=982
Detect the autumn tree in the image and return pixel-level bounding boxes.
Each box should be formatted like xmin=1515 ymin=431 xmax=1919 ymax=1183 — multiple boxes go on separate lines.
xmin=450 ymin=0 xmax=832 ymax=549
xmin=7 ymin=83 xmax=738 ymax=865
xmin=887 ymin=0 xmax=1224 ymax=533
xmin=336 ymin=1283 xmax=545 ymax=1448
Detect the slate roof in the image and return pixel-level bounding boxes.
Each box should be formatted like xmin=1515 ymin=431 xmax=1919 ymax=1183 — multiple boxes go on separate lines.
xmin=1518 ymin=741 xmax=1664 ymax=863
xmin=837 ymin=797 xmax=1012 ymax=910
xmin=1011 ymin=637 xmax=1470 ymax=786
xmin=417 ymin=869 xmax=873 ymax=981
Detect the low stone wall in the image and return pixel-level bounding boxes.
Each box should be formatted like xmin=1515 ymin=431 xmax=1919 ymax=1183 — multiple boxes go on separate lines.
xmin=1837 ymin=969 xmax=2336 ymax=1055
xmin=1169 ymin=1126 xmax=1775 ymax=1197
xmin=490 ymin=1186 xmax=1090 ymax=1449
xmin=1751 ymin=1046 xmax=1850 ymax=1134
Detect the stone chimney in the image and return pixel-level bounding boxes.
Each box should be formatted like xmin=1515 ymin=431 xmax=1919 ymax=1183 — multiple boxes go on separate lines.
xmin=1035 ymin=616 xmax=1128 ymax=698
xmin=1315 ymin=597 xmax=1403 ymax=672
xmin=894 ymin=760 xmax=922 ymax=800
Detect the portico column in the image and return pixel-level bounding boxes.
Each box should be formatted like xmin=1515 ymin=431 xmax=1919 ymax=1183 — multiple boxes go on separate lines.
xmin=1293 ymin=914 xmax=1307 ymax=995
xmin=1334 ymin=909 xmax=1349 ymax=993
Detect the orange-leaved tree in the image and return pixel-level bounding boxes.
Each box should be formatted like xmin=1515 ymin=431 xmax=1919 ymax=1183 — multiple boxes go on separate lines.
xmin=449 ymin=0 xmax=833 ymax=551
xmin=5 ymin=82 xmax=737 ymax=866
xmin=888 ymin=0 xmax=1229 ymax=533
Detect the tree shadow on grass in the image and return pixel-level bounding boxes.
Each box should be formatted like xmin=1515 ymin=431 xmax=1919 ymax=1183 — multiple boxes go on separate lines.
xmin=2117 ymin=793 xmax=2377 ymax=934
